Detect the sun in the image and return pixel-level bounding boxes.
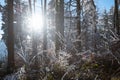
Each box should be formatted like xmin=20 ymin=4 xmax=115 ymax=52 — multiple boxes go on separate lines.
xmin=29 ymin=14 xmax=44 ymax=32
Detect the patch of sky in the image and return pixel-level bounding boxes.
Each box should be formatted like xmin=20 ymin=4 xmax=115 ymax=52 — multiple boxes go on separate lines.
xmin=94 ymin=0 xmax=114 ymax=13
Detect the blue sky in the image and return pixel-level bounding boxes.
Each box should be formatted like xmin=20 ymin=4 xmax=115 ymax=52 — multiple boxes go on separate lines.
xmin=0 ymin=0 xmax=5 ymax=6
xmin=94 ymin=0 xmax=114 ymax=12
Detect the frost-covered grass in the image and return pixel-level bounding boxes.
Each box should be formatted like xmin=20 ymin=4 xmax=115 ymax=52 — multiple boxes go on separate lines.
xmin=2 ymin=50 xmax=120 ymax=80
xmin=1 ymin=29 xmax=120 ymax=80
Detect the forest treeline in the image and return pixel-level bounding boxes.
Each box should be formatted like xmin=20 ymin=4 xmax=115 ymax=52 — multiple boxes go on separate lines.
xmin=0 ymin=0 xmax=120 ymax=80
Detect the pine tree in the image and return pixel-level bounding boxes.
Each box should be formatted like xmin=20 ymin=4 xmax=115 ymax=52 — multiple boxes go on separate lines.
xmin=1 ymin=5 xmax=8 ymax=45
xmin=82 ymin=0 xmax=96 ymax=51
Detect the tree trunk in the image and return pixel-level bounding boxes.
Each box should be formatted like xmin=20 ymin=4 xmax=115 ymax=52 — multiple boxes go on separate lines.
xmin=7 ymin=0 xmax=15 ymax=74
xmin=31 ymin=33 xmax=39 ymax=79
xmin=43 ymin=0 xmax=48 ymax=67
xmin=33 ymin=0 xmax=36 ymax=13
xmin=28 ymin=0 xmax=32 ymax=13
xmin=91 ymin=0 xmax=97 ymax=52
xmin=114 ymin=0 xmax=120 ymax=35
xmin=55 ymin=0 xmax=64 ymax=55
xmin=76 ymin=0 xmax=81 ymax=52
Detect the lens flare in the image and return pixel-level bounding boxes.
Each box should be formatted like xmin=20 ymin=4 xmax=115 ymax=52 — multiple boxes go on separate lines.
xmin=29 ymin=14 xmax=44 ymax=32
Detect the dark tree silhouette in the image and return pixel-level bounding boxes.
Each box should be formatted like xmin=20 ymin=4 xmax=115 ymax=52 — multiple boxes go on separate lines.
xmin=114 ymin=0 xmax=120 ymax=35
xmin=7 ymin=0 xmax=15 ymax=73
xmin=76 ymin=0 xmax=81 ymax=52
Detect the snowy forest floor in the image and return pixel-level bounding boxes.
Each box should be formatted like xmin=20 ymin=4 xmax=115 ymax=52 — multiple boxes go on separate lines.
xmin=0 ymin=52 xmax=120 ymax=80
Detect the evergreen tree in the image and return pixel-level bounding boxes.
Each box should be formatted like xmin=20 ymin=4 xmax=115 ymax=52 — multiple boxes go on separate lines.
xmin=82 ymin=0 xmax=96 ymax=51
xmin=1 ymin=3 xmax=8 ymax=45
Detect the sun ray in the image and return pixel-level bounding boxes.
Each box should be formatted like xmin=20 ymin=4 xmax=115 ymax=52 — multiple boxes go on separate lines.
xmin=29 ymin=13 xmax=44 ymax=32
